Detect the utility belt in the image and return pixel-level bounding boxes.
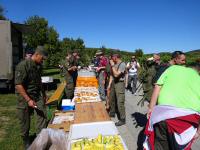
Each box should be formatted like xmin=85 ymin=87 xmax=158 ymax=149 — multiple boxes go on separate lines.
xmin=114 ymin=78 xmax=124 ymax=83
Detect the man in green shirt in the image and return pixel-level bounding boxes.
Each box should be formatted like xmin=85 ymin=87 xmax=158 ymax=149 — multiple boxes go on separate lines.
xmin=15 ymin=46 xmax=48 ymax=149
xmin=148 ymin=65 xmax=200 ymax=113
xmin=148 ymin=63 xmax=200 ymax=150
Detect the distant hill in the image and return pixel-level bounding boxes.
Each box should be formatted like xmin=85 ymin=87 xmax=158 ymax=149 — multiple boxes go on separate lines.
xmin=185 ymin=49 xmax=200 ymax=63
xmin=186 ymin=49 xmax=200 ymax=54
xmin=84 ymin=47 xmax=135 ymax=62
xmin=83 ymin=47 xmax=199 ymax=64
xmin=154 ymin=49 xmax=200 ymax=63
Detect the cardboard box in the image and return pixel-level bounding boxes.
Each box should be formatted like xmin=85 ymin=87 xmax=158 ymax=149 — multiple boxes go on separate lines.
xmin=48 ymin=111 xmax=74 ymax=132
xmin=67 ymin=121 xmax=128 ymax=149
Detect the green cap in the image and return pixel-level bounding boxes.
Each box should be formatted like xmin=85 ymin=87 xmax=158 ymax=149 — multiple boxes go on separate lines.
xmin=35 ymin=46 xmax=48 ymax=59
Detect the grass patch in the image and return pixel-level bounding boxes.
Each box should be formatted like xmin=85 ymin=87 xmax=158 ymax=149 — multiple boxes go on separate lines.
xmin=0 ymin=68 xmax=62 ymax=149
xmin=43 ymin=68 xmax=61 ymax=79
xmin=43 ymin=68 xmax=65 ymax=83
xmin=0 ymin=94 xmax=24 ymax=150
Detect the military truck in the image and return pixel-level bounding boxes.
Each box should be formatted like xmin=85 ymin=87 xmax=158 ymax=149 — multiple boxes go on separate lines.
xmin=0 ymin=20 xmax=31 ymax=90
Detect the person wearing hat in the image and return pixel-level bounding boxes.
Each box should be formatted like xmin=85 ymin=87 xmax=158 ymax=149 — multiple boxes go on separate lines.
xmin=71 ymin=49 xmax=81 ymax=87
xmin=60 ymin=52 xmax=76 ymax=99
xmin=96 ymin=50 xmax=108 ymax=101
xmin=126 ymin=55 xmax=140 ymax=95
xmin=95 ymin=49 xmax=103 ymax=56
xmin=139 ymin=55 xmax=159 ymax=105
xmin=15 ymin=46 xmax=48 ymax=149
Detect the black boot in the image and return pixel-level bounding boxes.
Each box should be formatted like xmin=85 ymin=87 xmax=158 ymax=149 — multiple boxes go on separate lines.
xmin=115 ymin=119 xmax=126 ymax=126
xmin=23 ymin=136 xmax=30 ymax=150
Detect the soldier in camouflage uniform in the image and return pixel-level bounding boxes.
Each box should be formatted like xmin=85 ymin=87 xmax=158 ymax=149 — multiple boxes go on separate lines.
xmin=71 ymin=50 xmax=81 ymax=87
xmin=139 ymin=54 xmax=161 ymax=105
xmin=141 ymin=60 xmax=157 ymax=102
xmin=61 ymin=52 xmax=76 ymax=99
xmin=105 ymin=55 xmax=115 ymax=115
xmin=15 ymin=46 xmax=48 ymax=149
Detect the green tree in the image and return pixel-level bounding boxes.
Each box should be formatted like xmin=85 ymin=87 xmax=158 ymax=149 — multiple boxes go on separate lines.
xmin=44 ymin=26 xmax=60 ymax=66
xmin=24 ymin=15 xmax=61 ymax=67
xmin=75 ymin=38 xmax=85 ymax=50
xmin=24 ymin=15 xmax=49 ymax=48
xmin=135 ymin=48 xmax=144 ymax=57
xmin=60 ymin=37 xmax=84 ymax=53
xmin=160 ymin=53 xmax=171 ymax=63
xmin=59 ymin=37 xmax=86 ymax=65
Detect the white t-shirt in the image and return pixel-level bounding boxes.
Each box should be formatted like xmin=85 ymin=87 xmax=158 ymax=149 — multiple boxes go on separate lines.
xmin=127 ymin=61 xmax=140 ymax=76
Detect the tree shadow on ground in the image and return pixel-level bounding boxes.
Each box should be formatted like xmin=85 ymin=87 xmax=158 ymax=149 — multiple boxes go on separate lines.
xmin=131 ymin=112 xmax=147 ymax=150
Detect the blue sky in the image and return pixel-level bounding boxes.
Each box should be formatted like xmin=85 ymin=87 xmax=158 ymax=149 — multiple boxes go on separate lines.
xmin=1 ymin=0 xmax=200 ymax=53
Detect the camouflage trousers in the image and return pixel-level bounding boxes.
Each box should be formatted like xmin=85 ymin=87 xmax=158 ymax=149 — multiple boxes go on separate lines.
xmin=98 ymin=71 xmax=106 ymax=101
xmin=65 ymin=82 xmax=74 ymax=99
xmin=109 ymin=82 xmax=116 ymax=114
xmin=154 ymin=121 xmax=170 ymax=150
xmin=17 ymin=96 xmax=47 ymax=138
xmin=109 ymin=81 xmax=126 ymax=120
xmin=143 ymin=88 xmax=153 ymax=102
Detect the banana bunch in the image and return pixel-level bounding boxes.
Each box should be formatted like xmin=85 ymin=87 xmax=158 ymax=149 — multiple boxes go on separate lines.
xmin=71 ymin=134 xmax=124 ymax=150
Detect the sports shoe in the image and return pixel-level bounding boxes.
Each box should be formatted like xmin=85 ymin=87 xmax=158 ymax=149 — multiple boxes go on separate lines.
xmin=115 ymin=119 xmax=126 ymax=126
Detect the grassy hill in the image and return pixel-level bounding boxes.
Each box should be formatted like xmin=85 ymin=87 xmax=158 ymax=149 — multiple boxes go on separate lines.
xmin=185 ymin=49 xmax=200 ymax=63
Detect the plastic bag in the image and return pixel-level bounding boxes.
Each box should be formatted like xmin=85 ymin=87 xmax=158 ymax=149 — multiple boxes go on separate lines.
xmin=28 ymin=128 xmax=68 ymax=150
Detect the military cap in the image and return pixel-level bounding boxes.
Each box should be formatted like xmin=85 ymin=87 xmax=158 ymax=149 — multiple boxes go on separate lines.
xmin=25 ymin=47 xmax=34 ymax=55
xmin=35 ymin=46 xmax=48 ymax=59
